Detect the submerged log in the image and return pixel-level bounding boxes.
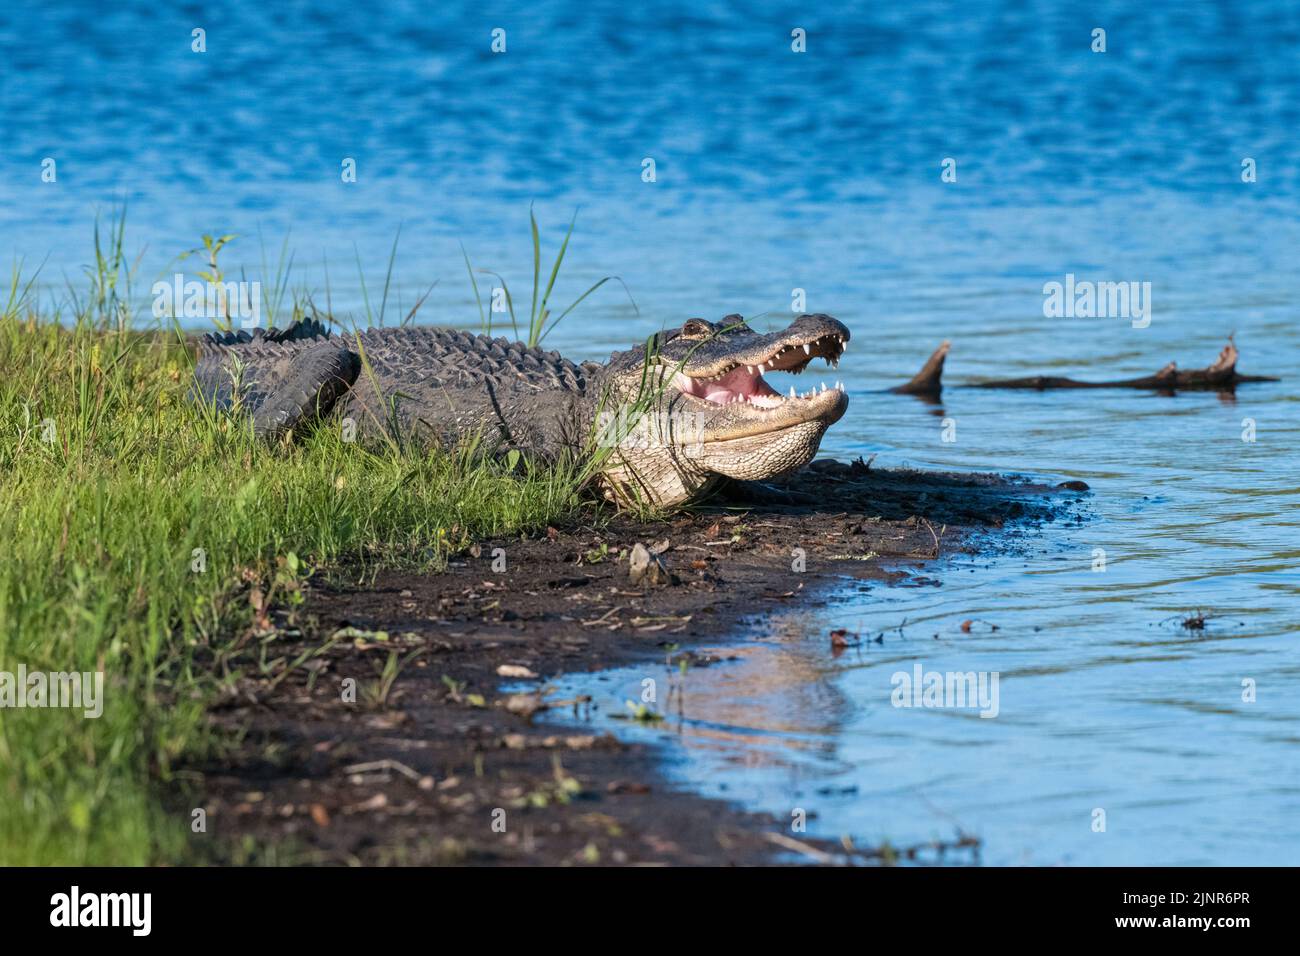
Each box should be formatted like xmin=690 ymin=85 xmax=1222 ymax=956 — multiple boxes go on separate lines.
xmin=890 ymin=340 xmax=949 ymax=396
xmin=972 ymin=337 xmax=1278 ymax=392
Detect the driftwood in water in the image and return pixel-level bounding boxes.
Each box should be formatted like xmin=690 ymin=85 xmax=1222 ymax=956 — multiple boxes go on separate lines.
xmin=890 ymin=340 xmax=949 ymax=396
xmin=972 ymin=338 xmax=1277 ymax=391
xmin=887 ymin=337 xmax=1277 ymax=396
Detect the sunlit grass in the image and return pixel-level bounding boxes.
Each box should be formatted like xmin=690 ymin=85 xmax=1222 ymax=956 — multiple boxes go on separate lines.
xmin=0 ymin=216 xmax=599 ymax=864
xmin=460 ymin=205 xmax=638 ymax=346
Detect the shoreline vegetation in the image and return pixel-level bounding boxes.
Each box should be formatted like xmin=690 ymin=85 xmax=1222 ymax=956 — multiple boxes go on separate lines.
xmin=0 ymin=309 xmax=591 ymax=863
xmin=0 ymin=214 xmax=613 ymax=864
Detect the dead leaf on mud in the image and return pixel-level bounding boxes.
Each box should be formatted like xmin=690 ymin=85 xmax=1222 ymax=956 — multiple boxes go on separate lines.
xmin=641 ymin=834 xmax=680 ymax=855
xmin=245 ymin=587 xmax=274 ymax=634
xmin=629 ymin=543 xmax=674 ymax=587
xmin=363 ymin=712 xmax=407 ymax=730
xmin=607 ymin=780 xmax=652 ymax=795
xmin=309 ymin=803 xmax=331 ymax=827
xmin=496 ymin=664 xmax=539 ymax=679
xmin=504 ymin=693 xmax=547 ymax=718
xmin=346 ymin=793 xmax=388 ymax=814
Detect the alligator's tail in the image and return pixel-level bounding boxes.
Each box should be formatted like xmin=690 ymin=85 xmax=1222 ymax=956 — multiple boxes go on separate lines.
xmin=191 ymin=319 xmax=360 ymax=439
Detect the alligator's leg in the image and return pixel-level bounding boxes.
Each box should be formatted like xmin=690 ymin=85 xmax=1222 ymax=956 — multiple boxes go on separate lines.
xmin=250 ymin=343 xmax=360 ymax=440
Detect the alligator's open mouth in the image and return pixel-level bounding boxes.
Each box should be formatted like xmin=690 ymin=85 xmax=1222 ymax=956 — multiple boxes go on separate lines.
xmin=672 ymin=328 xmax=848 ymax=410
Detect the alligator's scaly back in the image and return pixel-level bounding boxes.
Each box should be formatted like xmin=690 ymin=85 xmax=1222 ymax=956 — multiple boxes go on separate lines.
xmin=343 ymin=326 xmax=593 ymax=451
xmin=192 ymin=320 xmax=595 ymax=451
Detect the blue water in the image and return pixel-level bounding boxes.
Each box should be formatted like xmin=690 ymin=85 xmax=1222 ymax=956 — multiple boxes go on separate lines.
xmin=3 ymin=0 xmax=1296 ymax=864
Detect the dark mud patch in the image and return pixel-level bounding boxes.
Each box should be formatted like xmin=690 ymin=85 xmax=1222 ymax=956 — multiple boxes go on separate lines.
xmin=191 ymin=462 xmax=1087 ymax=865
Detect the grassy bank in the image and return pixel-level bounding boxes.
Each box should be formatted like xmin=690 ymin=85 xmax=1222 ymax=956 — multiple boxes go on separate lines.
xmin=0 ymin=281 xmax=589 ymax=864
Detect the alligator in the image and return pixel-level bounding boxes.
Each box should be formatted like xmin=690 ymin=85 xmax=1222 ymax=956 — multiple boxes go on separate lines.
xmin=191 ymin=313 xmax=867 ymax=507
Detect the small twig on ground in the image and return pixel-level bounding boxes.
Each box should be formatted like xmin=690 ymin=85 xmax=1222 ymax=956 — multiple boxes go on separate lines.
xmin=765 ymin=831 xmax=841 ymax=864
xmin=342 ymin=759 xmax=423 ymax=782
xmin=921 ymin=518 xmax=945 ymax=557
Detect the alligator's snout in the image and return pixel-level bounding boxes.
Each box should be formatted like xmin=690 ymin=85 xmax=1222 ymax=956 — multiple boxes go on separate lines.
xmin=670 ymin=315 xmax=848 ymax=418
xmin=596 ymin=314 xmax=852 ymax=505
xmin=664 ymin=313 xmax=849 ymax=442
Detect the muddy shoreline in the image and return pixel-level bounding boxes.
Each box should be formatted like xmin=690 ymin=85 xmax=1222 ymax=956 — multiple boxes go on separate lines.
xmin=192 ymin=461 xmax=1088 ymax=865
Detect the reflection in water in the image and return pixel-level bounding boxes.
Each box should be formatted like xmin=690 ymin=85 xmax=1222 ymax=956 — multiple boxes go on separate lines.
xmin=655 ymin=617 xmax=852 ymax=776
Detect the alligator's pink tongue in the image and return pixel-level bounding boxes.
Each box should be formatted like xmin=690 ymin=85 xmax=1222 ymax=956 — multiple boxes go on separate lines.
xmin=704 ymin=380 xmax=740 ymax=403
xmin=675 ymin=365 xmax=780 ymax=404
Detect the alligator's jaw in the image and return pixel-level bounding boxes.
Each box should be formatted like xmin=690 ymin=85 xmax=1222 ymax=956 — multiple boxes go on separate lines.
xmin=595 ymin=315 xmax=850 ymax=506
xmin=669 ymin=320 xmax=849 ymax=449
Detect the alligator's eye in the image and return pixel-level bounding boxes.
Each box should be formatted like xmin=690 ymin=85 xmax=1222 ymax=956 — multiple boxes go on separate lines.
xmin=680 ymin=318 xmax=713 ymax=339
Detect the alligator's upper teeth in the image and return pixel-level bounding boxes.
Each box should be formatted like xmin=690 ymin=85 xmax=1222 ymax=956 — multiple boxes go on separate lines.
xmin=802 ymin=343 xmax=811 ymax=355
